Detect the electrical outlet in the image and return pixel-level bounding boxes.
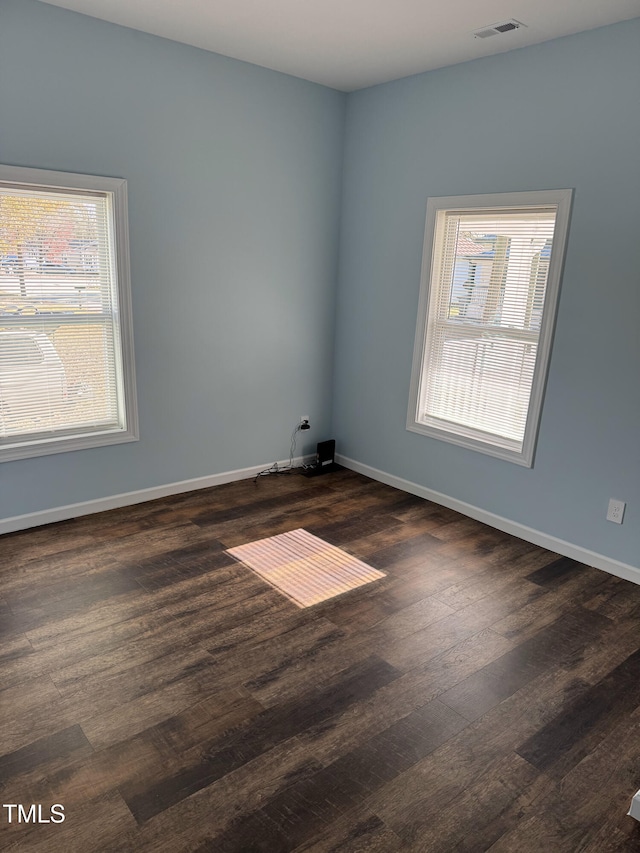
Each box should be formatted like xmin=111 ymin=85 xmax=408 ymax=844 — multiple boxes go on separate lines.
xmin=606 ymin=498 xmax=626 ymax=524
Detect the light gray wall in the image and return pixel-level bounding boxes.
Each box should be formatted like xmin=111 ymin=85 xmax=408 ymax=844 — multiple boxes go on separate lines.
xmin=332 ymin=21 xmax=640 ymax=566
xmin=0 ymin=0 xmax=345 ymax=518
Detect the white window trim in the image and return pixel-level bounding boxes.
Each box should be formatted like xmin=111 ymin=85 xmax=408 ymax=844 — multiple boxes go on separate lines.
xmin=407 ymin=189 xmax=573 ymax=467
xmin=0 ymin=164 xmax=138 ymax=462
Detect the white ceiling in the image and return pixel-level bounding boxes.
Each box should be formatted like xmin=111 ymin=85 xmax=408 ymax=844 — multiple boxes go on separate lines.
xmin=39 ymin=0 xmax=640 ymax=91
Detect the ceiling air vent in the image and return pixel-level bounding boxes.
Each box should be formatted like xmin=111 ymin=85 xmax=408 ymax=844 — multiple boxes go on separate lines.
xmin=473 ymin=20 xmax=526 ymax=39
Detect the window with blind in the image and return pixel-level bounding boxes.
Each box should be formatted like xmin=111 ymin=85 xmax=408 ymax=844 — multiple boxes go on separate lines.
xmin=407 ymin=190 xmax=572 ymax=466
xmin=0 ymin=165 xmax=138 ymax=462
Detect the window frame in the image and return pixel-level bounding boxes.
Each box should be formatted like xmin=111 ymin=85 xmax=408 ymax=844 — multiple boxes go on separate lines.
xmin=406 ymin=189 xmax=573 ymax=467
xmin=0 ymin=164 xmax=138 ymax=462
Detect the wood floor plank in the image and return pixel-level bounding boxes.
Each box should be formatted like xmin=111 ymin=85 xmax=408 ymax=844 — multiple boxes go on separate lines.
xmin=525 ymin=555 xmax=587 ymax=588
xmin=481 ymin=562 xmax=612 ymax=645
xmin=582 ymin=576 xmax=640 ymax=622
xmin=437 ymin=607 xmax=612 ymax=722
xmin=99 ymin=738 xmax=322 ymax=853
xmin=77 ymin=670 xmax=233 ymax=750
xmin=191 ymin=483 xmax=337 ymax=528
xmin=516 ymin=646 xmax=640 ymax=778
xmin=30 ymin=734 xmax=180 ymax=810
xmin=433 ymin=564 xmax=546 ymax=612
xmin=404 ymin=751 xmax=552 ymax=853
xmin=0 ymin=633 xmax=35 ymax=683
xmin=301 ymin=627 xmax=514 ymax=765
xmin=120 ymin=655 xmax=401 ymax=824
xmin=379 ymin=576 xmax=547 ymax=672
xmin=238 ymin=619 xmax=356 ymax=706
xmin=190 ymin=810 xmax=290 ymax=852
xmin=292 ymin=811 xmax=404 ymax=853
xmin=217 ymin=485 xmax=410 ymax=551
xmin=0 ymin=725 xmax=93 ymax=788
xmin=1 ymin=522 xmax=211 ymax=596
xmin=369 ymin=663 xmax=597 ymax=844
xmin=0 ymin=675 xmax=77 ymax=756
xmin=487 ymin=701 xmax=640 ymax=852
xmin=243 ymin=596 xmax=456 ymax=709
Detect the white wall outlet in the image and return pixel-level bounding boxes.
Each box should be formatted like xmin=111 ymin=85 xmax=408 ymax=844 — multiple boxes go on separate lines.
xmin=606 ymin=498 xmax=626 ymax=524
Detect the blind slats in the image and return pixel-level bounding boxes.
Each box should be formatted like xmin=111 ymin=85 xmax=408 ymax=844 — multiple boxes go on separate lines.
xmin=0 ymin=185 xmax=124 ymax=443
xmin=419 ymin=204 xmax=559 ymax=451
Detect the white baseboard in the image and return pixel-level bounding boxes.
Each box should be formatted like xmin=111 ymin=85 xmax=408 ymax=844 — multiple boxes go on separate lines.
xmin=4 ymin=453 xmax=637 ymax=588
xmin=0 ymin=455 xmax=311 ymax=536
xmin=336 ymin=454 xmax=640 ymax=586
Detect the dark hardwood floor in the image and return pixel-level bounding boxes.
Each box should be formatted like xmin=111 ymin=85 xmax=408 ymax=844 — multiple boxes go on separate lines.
xmin=2 ymin=468 xmax=640 ymax=851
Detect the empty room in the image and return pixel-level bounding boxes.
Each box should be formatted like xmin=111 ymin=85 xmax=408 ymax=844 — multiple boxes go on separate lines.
xmin=0 ymin=0 xmax=639 ymax=850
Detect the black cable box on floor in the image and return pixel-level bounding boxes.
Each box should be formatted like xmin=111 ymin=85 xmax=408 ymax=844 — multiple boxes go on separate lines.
xmin=301 ymin=439 xmax=340 ymax=477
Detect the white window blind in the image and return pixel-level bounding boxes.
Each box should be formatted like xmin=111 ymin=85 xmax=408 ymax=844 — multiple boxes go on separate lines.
xmin=0 ymin=166 xmax=138 ymax=462
xmin=408 ymin=191 xmax=572 ymax=466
